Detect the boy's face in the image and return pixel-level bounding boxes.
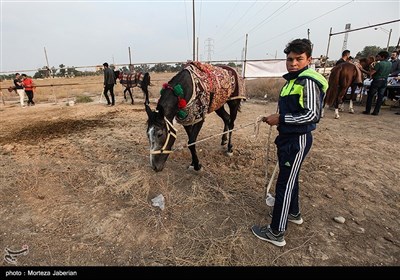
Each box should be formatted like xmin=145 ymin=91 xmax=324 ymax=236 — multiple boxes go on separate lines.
xmin=286 ymin=52 xmax=311 ymax=72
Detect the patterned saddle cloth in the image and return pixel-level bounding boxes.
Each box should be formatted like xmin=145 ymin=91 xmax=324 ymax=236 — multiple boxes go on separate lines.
xmin=176 ymin=61 xmax=246 ymax=126
xmin=119 ymin=72 xmax=145 ymax=88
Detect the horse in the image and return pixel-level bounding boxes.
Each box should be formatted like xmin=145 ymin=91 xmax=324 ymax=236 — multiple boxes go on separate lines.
xmin=114 ymin=70 xmax=151 ymax=105
xmin=324 ymin=62 xmax=363 ymax=119
xmin=144 ymin=61 xmax=245 ymax=172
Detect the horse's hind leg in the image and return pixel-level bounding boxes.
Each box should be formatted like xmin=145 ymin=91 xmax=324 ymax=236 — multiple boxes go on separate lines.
xmin=215 ymin=106 xmax=230 ymax=146
xmin=215 ymin=99 xmax=240 ymax=156
xmin=225 ymin=100 xmax=241 ymax=155
xmin=348 ymin=85 xmax=357 ymax=114
xmin=334 ymin=98 xmax=340 ymax=119
xmin=128 ymin=87 xmax=134 ymax=104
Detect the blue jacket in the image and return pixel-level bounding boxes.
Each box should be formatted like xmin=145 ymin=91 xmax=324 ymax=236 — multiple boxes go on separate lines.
xmin=277 ymin=66 xmax=328 ymax=135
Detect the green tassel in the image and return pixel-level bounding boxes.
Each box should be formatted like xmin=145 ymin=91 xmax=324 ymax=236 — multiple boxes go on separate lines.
xmin=173 ymin=84 xmax=184 ymax=97
xmin=160 ymin=88 xmax=165 ymax=95
xmin=177 ymin=110 xmax=188 ymax=119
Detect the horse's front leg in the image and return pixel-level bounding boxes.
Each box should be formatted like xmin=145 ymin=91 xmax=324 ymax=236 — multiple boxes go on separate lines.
xmin=185 ymin=122 xmax=204 ymax=171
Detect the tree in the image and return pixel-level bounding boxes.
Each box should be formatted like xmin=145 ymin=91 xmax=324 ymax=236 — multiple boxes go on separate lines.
xmin=59 ymin=64 xmax=66 ymax=77
xmin=51 ymin=66 xmax=57 ymax=78
xmin=356 ymin=46 xmax=385 ymax=58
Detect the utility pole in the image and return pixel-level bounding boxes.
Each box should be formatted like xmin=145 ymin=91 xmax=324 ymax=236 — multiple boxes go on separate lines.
xmin=192 ymin=0 xmax=195 ymax=61
xmin=205 ymin=38 xmax=214 ymax=62
xmin=387 ymin=28 xmax=392 ymax=51
xmin=342 ymin=23 xmax=351 ymax=51
xmin=44 ymin=47 xmax=51 ymax=78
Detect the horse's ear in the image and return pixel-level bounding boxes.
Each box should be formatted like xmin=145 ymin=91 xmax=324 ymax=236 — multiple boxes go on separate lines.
xmin=145 ymin=103 xmax=153 ymax=119
xmin=157 ymin=105 xmax=164 ymax=118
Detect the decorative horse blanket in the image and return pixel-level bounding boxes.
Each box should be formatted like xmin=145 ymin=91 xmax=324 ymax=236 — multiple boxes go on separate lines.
xmin=176 ymin=61 xmax=245 ymax=126
xmin=119 ymin=72 xmax=145 ymax=88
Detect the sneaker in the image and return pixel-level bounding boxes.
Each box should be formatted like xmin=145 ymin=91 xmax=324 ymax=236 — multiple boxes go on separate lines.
xmin=269 ymin=212 xmax=304 ymax=225
xmin=362 ymin=111 xmax=370 ymax=115
xmin=251 ymin=225 xmax=286 ymax=247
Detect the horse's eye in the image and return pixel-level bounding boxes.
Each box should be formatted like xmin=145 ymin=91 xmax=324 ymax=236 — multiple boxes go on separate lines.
xmin=157 ymin=132 xmax=163 ymax=138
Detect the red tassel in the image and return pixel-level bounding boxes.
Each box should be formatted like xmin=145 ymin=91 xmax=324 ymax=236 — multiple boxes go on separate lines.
xmin=178 ymin=98 xmax=187 ymax=109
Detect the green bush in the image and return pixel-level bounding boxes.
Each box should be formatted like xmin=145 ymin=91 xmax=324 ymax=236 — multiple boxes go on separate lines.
xmin=75 ymin=95 xmax=93 ymax=103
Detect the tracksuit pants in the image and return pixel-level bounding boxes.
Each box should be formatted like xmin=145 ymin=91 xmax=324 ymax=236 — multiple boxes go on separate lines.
xmin=270 ymin=132 xmax=312 ymax=233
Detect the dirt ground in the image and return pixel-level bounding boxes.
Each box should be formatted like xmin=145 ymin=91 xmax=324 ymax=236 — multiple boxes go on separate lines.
xmin=0 ymin=89 xmax=399 ymax=268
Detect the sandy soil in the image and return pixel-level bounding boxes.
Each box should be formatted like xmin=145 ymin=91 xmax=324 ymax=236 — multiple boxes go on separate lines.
xmin=0 ymin=93 xmax=399 ymax=268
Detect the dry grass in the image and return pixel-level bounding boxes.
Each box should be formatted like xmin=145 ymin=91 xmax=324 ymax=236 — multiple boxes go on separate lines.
xmin=245 ymin=78 xmax=285 ymax=101
xmin=2 ymin=73 xmax=398 ymax=267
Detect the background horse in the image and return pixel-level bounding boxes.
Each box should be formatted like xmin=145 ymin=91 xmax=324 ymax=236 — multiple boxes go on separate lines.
xmin=324 ymin=62 xmax=363 ymax=119
xmin=114 ymin=70 xmax=151 ymax=104
xmin=145 ymin=61 xmax=245 ymax=172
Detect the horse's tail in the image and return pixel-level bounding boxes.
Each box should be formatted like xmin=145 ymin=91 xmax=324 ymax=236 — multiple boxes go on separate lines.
xmin=324 ymin=67 xmax=341 ymax=107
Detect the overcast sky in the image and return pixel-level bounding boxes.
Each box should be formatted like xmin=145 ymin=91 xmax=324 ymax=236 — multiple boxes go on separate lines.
xmin=1 ymin=0 xmax=399 ymax=73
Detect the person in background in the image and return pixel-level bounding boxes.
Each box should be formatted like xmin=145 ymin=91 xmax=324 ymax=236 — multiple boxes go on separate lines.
xmin=335 ymin=49 xmax=351 ymax=66
xmin=389 ymin=50 xmax=400 ymax=77
xmin=251 ymin=38 xmax=328 ymax=247
xmin=362 ymin=51 xmax=391 ymax=116
xmin=14 ymin=73 xmax=25 ymax=107
xmin=102 ymin=62 xmax=116 ymax=106
xmin=21 ymin=74 xmax=35 ymax=106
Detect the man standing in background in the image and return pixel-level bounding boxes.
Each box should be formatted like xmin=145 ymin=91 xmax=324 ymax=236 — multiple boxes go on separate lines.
xmin=389 ymin=50 xmax=400 ymax=77
xmin=363 ymin=51 xmax=391 ymax=116
xmin=21 ymin=74 xmax=35 ymax=106
xmin=14 ymin=73 xmax=25 ymax=107
xmin=103 ymin=62 xmax=116 ymax=106
xmin=335 ymin=49 xmax=351 ymax=66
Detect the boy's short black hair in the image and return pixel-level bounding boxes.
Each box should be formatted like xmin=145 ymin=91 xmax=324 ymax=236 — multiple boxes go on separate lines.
xmin=103 ymin=62 xmax=109 ymax=67
xmin=377 ymin=51 xmax=389 ymax=59
xmin=284 ymin=38 xmax=313 ymax=57
xmin=21 ymin=74 xmax=27 ymax=77
xmin=15 ymin=73 xmax=20 ymax=76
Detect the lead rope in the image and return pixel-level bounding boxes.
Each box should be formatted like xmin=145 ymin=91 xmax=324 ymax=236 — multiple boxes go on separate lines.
xmin=172 ymin=116 xmax=264 ymax=151
xmin=264 ymin=104 xmax=279 ymax=201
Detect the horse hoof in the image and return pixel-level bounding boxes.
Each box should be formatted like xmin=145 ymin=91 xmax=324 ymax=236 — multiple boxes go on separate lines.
xmin=334 ymin=115 xmax=340 ymax=119
xmin=349 ymin=110 xmax=354 ymax=114
xmin=188 ymin=165 xmax=203 ymax=172
xmin=226 ymin=151 xmax=233 ymax=157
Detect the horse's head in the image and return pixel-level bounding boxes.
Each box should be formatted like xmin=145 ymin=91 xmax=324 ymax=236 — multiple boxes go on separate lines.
xmin=145 ymin=104 xmax=177 ymax=172
xmin=113 ymin=70 xmax=120 ymax=83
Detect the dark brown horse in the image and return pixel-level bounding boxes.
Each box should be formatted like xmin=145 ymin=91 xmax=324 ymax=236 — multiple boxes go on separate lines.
xmin=114 ymin=70 xmax=151 ymax=104
xmin=324 ymin=62 xmax=363 ymax=119
xmin=144 ymin=62 xmax=245 ymax=172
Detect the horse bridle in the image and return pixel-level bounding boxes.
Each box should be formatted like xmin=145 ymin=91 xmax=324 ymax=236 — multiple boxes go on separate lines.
xmin=149 ymin=116 xmax=177 ymax=155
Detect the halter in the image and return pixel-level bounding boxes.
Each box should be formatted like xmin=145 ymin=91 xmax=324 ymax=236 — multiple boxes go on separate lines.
xmin=149 ymin=116 xmax=178 ymax=155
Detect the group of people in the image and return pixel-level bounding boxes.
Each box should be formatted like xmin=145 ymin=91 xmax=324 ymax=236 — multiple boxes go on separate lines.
xmin=13 ymin=73 xmax=35 ymax=107
xmin=336 ymin=48 xmax=400 ymax=115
